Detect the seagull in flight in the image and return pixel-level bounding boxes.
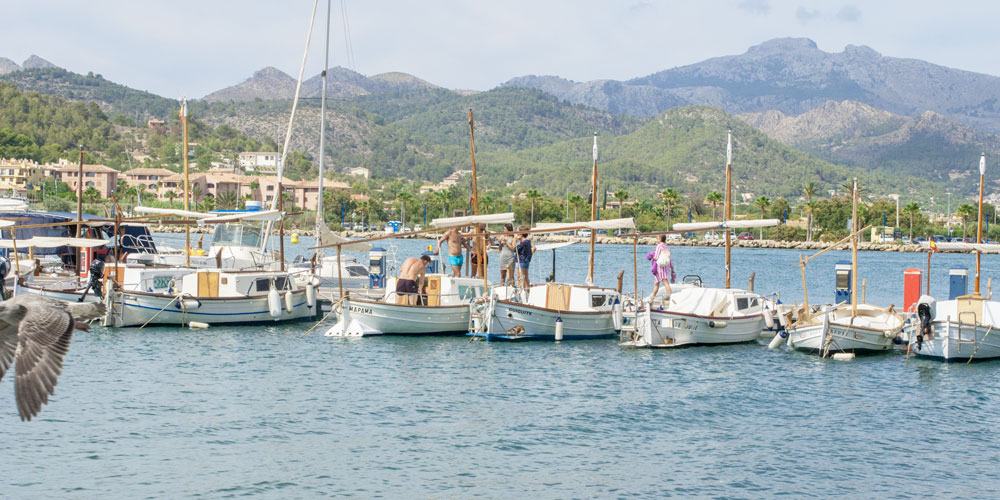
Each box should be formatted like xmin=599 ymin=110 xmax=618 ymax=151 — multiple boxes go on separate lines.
xmin=0 ymin=295 xmax=105 ymax=421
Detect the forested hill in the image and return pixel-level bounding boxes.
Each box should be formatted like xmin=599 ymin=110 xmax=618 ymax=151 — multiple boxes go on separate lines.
xmin=0 ymin=68 xmax=179 ymax=122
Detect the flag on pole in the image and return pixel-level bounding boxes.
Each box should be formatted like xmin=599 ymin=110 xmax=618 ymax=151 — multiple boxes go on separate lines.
xmin=726 ymin=131 xmax=732 ymax=165
xmin=179 ymin=98 xmax=187 ymax=119
xmin=929 ymin=238 xmax=938 ymax=252
xmin=981 ymin=152 xmax=987 ymax=176
xmin=592 ymin=133 xmax=598 ymax=162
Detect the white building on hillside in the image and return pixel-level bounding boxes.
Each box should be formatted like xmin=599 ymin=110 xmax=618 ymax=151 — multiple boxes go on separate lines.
xmin=237 ymin=152 xmax=280 ymax=172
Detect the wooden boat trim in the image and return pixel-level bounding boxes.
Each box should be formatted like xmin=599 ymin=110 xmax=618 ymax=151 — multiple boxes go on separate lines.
xmin=495 ymin=299 xmax=610 ymax=316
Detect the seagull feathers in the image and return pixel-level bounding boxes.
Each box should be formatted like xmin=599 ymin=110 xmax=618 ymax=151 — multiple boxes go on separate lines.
xmin=0 ymin=295 xmax=105 ymax=421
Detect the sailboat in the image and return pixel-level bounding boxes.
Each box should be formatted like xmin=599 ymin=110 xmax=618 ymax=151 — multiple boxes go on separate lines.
xmin=784 ymin=179 xmax=905 ymax=355
xmin=908 ymin=153 xmax=1000 ymax=361
xmin=471 ymin=135 xmax=628 ymax=341
xmin=622 ymin=132 xmax=778 ymax=348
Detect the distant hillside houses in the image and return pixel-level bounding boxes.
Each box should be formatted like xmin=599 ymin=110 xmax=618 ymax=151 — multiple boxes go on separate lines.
xmin=0 ymin=157 xmax=117 ymax=199
xmin=237 ymin=151 xmax=280 ymax=173
xmin=347 ymin=166 xmax=370 ymax=179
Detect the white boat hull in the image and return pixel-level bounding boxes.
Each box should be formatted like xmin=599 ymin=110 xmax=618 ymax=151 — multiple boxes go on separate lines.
xmin=483 ymin=300 xmax=616 ymax=340
xmin=627 ymin=309 xmax=764 ymax=347
xmin=109 ymin=290 xmax=316 ymax=327
xmin=908 ymin=321 xmax=1000 ymax=361
xmin=16 ymin=282 xmax=100 ymax=303
xmin=788 ymin=320 xmax=896 ymax=354
xmin=325 ymin=298 xmax=470 ymax=336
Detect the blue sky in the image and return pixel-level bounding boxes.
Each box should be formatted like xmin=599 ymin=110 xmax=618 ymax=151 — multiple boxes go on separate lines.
xmin=3 ymin=0 xmax=998 ymax=99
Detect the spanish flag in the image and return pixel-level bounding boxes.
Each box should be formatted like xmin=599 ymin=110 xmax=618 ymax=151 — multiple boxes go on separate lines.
xmin=929 ymin=239 xmax=938 ymax=252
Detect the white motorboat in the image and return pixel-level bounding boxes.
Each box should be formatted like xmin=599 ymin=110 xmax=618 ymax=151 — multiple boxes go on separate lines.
xmin=325 ymin=274 xmax=485 ymax=336
xmin=907 ymin=294 xmax=1000 ymax=361
xmin=104 ymin=267 xmax=317 ymax=327
xmin=473 ymin=282 xmax=622 ymax=340
xmin=624 ymin=285 xmax=771 ymax=347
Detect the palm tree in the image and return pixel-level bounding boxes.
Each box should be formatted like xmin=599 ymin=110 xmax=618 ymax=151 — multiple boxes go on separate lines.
xmin=840 ymin=179 xmax=865 ymax=198
xmin=82 ymin=186 xmax=101 ymax=204
xmin=163 ymin=189 xmax=178 ymax=209
xmin=803 ymin=182 xmax=818 ymax=242
xmin=661 ymin=188 xmax=680 ymax=229
xmin=567 ymin=194 xmax=584 ymax=222
xmin=479 ymin=191 xmax=495 ymax=214
xmin=753 ymin=196 xmax=771 ymax=239
xmin=397 ymin=191 xmax=414 ymax=227
xmin=432 ymin=190 xmax=449 ymax=218
xmin=216 ymin=190 xmax=239 ymax=210
xmin=190 ymin=183 xmax=202 ymax=211
xmin=525 ymin=189 xmax=542 ymax=226
xmin=705 ymin=191 xmax=723 ymax=221
xmin=957 ymin=203 xmax=976 ymax=239
xmin=903 ymin=202 xmax=920 ymax=241
xmin=613 ymin=189 xmax=629 ymax=219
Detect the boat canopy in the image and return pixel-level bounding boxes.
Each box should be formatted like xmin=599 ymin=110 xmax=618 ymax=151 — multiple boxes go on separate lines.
xmin=668 ymin=287 xmax=744 ymax=317
xmin=534 ymin=217 xmax=636 ymax=232
xmin=535 ymin=241 xmax=575 ymax=251
xmin=317 ymin=220 xmax=372 ymax=252
xmin=672 ymin=219 xmax=780 ymax=232
xmin=134 ymin=206 xmax=215 ymax=219
xmin=0 ymin=236 xmax=110 ymax=249
xmin=922 ymin=241 xmax=1000 ymax=253
xmin=431 ymin=212 xmax=515 ymax=228
xmin=199 ymin=209 xmax=283 ymax=224
xmin=0 ymin=211 xmax=109 ymax=256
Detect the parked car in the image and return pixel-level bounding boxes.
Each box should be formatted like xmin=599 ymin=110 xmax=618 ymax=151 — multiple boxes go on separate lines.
xmin=932 ymin=235 xmax=948 ymax=242
xmin=737 ymin=232 xmax=754 ymax=241
xmin=577 ymin=229 xmax=592 ymax=237
xmin=667 ymin=233 xmax=683 ymax=241
xmin=913 ymin=237 xmax=928 ymax=244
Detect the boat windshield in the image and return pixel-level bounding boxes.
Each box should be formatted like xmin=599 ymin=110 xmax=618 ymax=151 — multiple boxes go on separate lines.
xmin=212 ymin=223 xmax=262 ymax=247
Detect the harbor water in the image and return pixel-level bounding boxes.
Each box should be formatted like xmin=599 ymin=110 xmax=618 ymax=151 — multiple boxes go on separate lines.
xmin=4 ymin=236 xmax=1000 ymax=498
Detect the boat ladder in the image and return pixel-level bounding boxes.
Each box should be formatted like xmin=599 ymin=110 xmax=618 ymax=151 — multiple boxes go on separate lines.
xmin=956 ymin=311 xmax=979 ymax=354
xmin=468 ymin=297 xmax=494 ymax=340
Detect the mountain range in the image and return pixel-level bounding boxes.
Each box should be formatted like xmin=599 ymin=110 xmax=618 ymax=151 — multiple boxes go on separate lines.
xmin=201 ymin=65 xmax=440 ymax=102
xmin=503 ymin=38 xmax=1000 ymax=133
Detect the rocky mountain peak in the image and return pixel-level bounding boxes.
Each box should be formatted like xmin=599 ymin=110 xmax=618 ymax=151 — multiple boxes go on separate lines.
xmin=22 ymin=55 xmax=57 ymax=69
xmin=746 ymin=37 xmax=819 ymax=55
xmin=0 ymin=57 xmax=21 ymax=75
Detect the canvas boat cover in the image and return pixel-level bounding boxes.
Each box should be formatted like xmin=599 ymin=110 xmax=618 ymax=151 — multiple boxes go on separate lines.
xmin=431 ymin=212 xmax=515 ymax=228
xmin=134 ymin=206 xmax=215 ymax=219
xmin=199 ymin=209 xmax=283 ymax=224
xmin=0 ymin=236 xmax=110 ymax=249
xmin=317 ymin=219 xmax=372 ymax=252
xmin=535 ymin=241 xmax=575 ymax=251
xmin=534 ymin=217 xmax=636 ymax=232
xmin=921 ymin=241 xmax=1000 ymax=253
xmin=673 ymin=219 xmax=780 ymax=232
xmin=667 ymin=287 xmax=735 ymax=317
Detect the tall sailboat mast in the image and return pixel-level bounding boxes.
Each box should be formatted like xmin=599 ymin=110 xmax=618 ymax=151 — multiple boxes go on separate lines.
xmin=316 ymin=0 xmax=331 ymax=232
xmin=725 ymin=131 xmax=732 ymax=289
xmin=586 ymin=133 xmax=598 ymax=285
xmin=851 ymin=178 xmax=859 ymax=317
xmin=182 ymin=98 xmax=191 ymax=268
xmin=976 ymin=152 xmax=986 ymax=294
xmin=467 ymin=109 xmax=485 ymax=283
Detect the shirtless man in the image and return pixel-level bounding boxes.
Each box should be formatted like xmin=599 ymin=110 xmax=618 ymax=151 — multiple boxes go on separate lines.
xmin=436 ymin=227 xmax=471 ymax=277
xmin=396 ymin=255 xmax=431 ymax=305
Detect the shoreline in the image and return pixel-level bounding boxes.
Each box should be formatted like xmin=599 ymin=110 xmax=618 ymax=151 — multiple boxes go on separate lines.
xmin=149 ymin=225 xmax=985 ymax=253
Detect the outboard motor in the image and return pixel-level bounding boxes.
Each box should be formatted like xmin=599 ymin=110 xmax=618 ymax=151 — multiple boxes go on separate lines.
xmin=84 ymin=257 xmax=105 ymax=300
xmin=0 ymin=255 xmax=9 ymax=299
xmin=915 ymin=295 xmax=936 ymax=350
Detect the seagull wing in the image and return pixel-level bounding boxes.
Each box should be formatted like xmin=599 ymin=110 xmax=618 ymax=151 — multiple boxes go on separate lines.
xmin=14 ymin=302 xmax=74 ymax=421
xmin=0 ymin=303 xmax=26 ymax=383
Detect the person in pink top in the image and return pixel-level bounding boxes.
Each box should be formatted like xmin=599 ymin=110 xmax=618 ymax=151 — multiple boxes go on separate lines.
xmin=649 ymin=235 xmax=674 ymax=301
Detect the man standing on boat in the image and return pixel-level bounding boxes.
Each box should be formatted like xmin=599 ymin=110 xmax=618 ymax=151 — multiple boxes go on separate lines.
xmin=436 ymin=227 xmax=471 ymax=277
xmin=516 ymin=228 xmax=537 ymax=288
xmin=396 ymin=255 xmax=432 ymax=305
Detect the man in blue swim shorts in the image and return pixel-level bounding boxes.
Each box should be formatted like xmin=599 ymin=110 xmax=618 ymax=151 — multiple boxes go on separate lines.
xmin=436 ymin=226 xmax=471 ymax=277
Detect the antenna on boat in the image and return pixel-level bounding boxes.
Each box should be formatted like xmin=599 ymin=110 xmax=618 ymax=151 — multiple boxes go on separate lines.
xmin=316 ymin=0 xmax=331 ymax=246
xmin=586 ymin=133 xmax=598 ymax=285
xmin=976 ymin=152 xmax=986 ymax=295
xmin=181 ymin=98 xmax=190 ymax=268
xmin=851 ymin=177 xmax=859 ymax=317
xmin=725 ymin=130 xmax=732 ymax=289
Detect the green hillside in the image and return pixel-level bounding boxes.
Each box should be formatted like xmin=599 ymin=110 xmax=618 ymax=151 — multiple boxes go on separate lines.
xmin=0 ymin=68 xmax=180 ymax=121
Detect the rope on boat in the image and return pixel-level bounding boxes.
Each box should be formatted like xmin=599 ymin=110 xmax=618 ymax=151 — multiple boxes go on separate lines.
xmin=967 ymin=324 xmax=994 ymax=364
xmin=138 ymin=292 xmax=187 ymax=329
xmin=300 ymin=295 xmax=344 ymax=338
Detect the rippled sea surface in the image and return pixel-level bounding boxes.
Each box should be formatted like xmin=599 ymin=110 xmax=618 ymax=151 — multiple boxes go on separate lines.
xmin=5 ymin=236 xmax=1000 ymax=498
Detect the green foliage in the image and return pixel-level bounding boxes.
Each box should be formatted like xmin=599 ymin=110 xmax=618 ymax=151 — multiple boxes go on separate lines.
xmin=770 ymin=224 xmax=804 ymax=241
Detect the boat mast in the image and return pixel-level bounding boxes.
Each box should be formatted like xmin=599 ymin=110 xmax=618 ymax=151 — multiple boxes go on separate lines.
xmin=467 ymin=109 xmax=486 ymax=284
xmin=316 ymin=0 xmax=331 ymax=236
xmin=182 ymin=98 xmax=191 ymax=268
xmin=851 ymin=178 xmax=858 ymax=317
xmin=587 ymin=133 xmax=598 ymax=285
xmin=976 ymin=152 xmax=986 ymax=294
xmin=725 ymin=131 xmax=732 ymax=289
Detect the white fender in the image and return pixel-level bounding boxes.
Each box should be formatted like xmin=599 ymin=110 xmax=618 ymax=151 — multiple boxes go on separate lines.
xmin=612 ymin=299 xmax=624 ymax=331
xmin=189 ymin=321 xmax=210 ymax=329
xmin=306 ymin=282 xmax=316 ymax=308
xmin=181 ymin=299 xmax=201 ymax=309
xmin=554 ymin=317 xmax=564 ymax=341
xmin=767 ymin=331 xmax=785 ymax=349
xmin=763 ymin=308 xmax=774 ymax=329
xmin=284 ymin=290 xmax=294 ymax=312
xmin=267 ymin=287 xmax=281 ymax=318
xmin=708 ymin=320 xmax=727 ymax=328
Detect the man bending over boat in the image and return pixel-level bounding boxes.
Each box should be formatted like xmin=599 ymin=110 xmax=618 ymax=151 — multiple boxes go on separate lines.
xmin=436 ymin=227 xmax=471 ymax=277
xmin=396 ymin=255 xmax=432 ymax=305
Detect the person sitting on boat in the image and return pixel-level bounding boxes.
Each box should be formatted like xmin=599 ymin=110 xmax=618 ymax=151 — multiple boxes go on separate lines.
xmin=498 ymin=223 xmax=516 ymax=285
xmin=436 ymin=227 xmax=471 ymax=277
xmin=396 ymin=255 xmax=432 ymax=305
xmin=515 ymin=228 xmax=537 ymax=289
xmin=649 ymin=235 xmax=674 ymax=302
